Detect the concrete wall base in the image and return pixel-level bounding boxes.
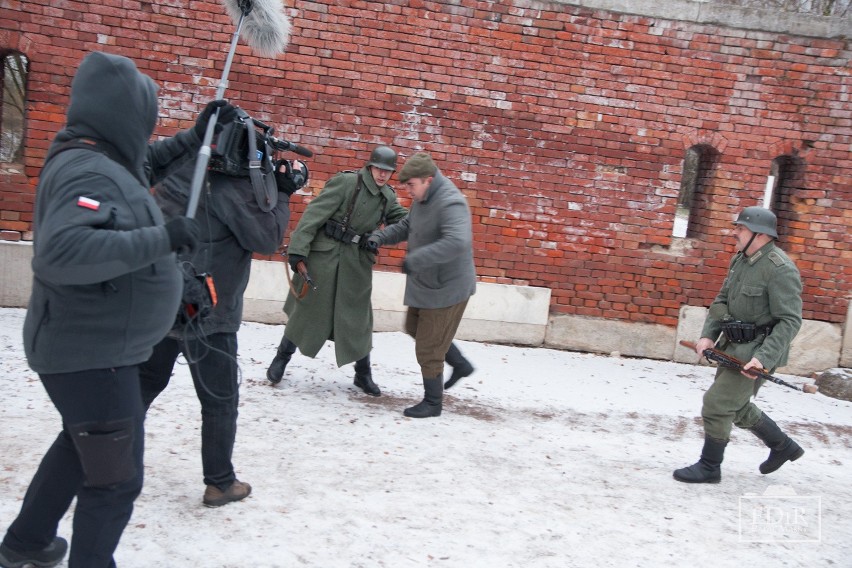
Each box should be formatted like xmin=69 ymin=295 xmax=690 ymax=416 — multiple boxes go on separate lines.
xmin=1 ymin=241 xmax=846 ymax=376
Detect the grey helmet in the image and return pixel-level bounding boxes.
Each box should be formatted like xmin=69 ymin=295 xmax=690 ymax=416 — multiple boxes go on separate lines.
xmin=734 ymin=206 xmax=778 ymax=238
xmin=367 ymin=145 xmax=397 ymax=171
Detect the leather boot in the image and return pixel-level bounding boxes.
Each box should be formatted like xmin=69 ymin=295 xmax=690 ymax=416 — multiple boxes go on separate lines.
xmin=404 ymin=375 xmax=443 ymax=418
xmin=749 ymin=412 xmax=805 ymax=474
xmin=267 ymin=336 xmax=297 ymax=384
xmin=444 ymin=342 xmax=474 ymax=389
xmin=673 ymin=435 xmax=727 ymax=483
xmin=353 ymin=354 xmax=381 ymax=396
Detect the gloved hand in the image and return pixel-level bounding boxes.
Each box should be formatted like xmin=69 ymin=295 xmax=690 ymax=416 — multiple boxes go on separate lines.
xmin=274 ymin=160 xmax=297 ymax=196
xmin=194 ymin=100 xmax=238 ymax=139
xmin=360 ymin=233 xmax=381 ymax=253
xmin=165 ymin=217 xmax=200 ymax=253
xmin=288 ymin=254 xmax=307 ymax=273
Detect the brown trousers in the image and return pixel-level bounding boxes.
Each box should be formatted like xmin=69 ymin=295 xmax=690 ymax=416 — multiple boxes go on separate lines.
xmin=404 ymin=300 xmax=469 ymax=377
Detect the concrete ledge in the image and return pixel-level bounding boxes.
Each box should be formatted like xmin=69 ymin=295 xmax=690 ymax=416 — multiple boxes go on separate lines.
xmin=244 ymin=259 xmax=552 ymax=346
xmin=0 ymin=241 xmax=32 ymax=307
xmin=563 ymin=0 xmax=851 ymax=38
xmin=545 ymin=314 xmax=676 ymax=360
xmin=842 ymin=300 xmax=852 ymax=368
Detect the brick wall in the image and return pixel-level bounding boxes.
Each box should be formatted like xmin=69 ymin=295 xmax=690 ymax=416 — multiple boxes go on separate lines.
xmin=1 ymin=0 xmax=849 ymax=327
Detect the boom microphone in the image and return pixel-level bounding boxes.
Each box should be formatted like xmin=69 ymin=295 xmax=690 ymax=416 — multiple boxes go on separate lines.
xmin=269 ymin=135 xmax=313 ymax=158
xmin=186 ymin=0 xmax=293 ymax=218
xmin=221 ymin=0 xmax=291 ymax=57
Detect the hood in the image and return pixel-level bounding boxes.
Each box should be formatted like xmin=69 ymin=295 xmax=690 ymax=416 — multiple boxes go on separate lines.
xmin=56 ymin=51 xmax=159 ymax=180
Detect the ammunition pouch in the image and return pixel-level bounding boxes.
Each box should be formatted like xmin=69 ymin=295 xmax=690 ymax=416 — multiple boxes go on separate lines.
xmin=721 ymin=321 xmax=774 ymax=344
xmin=324 ymin=219 xmax=366 ymax=245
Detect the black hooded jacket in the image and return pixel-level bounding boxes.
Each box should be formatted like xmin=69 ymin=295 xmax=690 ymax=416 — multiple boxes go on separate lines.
xmin=23 ymin=51 xmax=199 ymax=373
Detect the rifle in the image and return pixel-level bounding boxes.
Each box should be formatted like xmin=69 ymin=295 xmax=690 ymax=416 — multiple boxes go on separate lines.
xmin=282 ymin=251 xmax=317 ymax=300
xmin=679 ymin=340 xmax=818 ymax=394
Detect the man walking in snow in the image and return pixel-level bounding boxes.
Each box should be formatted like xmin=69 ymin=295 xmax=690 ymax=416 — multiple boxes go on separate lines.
xmin=266 ymin=145 xmax=408 ymax=396
xmin=674 ymin=206 xmax=805 ymax=483
xmin=0 ymin=51 xmax=214 ymax=568
xmin=365 ymin=152 xmax=476 ymax=418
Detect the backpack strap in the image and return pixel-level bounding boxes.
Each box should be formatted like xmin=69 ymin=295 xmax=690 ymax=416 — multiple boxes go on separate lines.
xmin=45 ymin=137 xmax=135 ymax=175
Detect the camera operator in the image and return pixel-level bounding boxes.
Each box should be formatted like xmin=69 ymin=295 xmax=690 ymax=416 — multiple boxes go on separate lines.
xmin=0 ymin=52 xmax=230 ymax=568
xmin=137 ymin=114 xmax=299 ymax=507
xmin=266 ymin=145 xmax=408 ymax=396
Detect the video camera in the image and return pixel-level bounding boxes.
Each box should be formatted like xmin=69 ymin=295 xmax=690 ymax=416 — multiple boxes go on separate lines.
xmin=209 ymin=107 xmax=311 ymax=195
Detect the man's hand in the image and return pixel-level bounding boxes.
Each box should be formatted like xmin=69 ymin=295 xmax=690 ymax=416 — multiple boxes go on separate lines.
xmin=360 ymin=233 xmax=381 ymax=253
xmin=164 ymin=217 xmax=200 ymax=253
xmin=195 ymin=100 xmax=238 ymax=139
xmin=288 ymin=254 xmax=307 ymax=274
xmin=694 ymin=337 xmax=714 ymax=358
xmin=741 ymin=357 xmax=764 ymax=380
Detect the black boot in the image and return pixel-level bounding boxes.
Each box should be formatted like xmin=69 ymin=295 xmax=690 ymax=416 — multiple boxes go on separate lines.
xmin=353 ymin=354 xmax=381 ymax=396
xmin=404 ymin=376 xmax=443 ymax=418
xmin=749 ymin=412 xmax=805 ymax=474
xmin=444 ymin=342 xmax=474 ymax=389
xmin=267 ymin=336 xmax=297 ymax=384
xmin=673 ymin=435 xmax=728 ymax=483
xmin=0 ymin=537 xmax=68 ymax=568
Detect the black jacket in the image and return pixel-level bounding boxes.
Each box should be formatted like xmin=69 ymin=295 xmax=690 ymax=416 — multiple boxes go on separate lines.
xmin=24 ymin=51 xmax=198 ymax=373
xmin=155 ymin=166 xmax=291 ymax=335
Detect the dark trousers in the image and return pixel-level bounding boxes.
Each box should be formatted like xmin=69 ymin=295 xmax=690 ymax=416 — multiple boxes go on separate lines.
xmin=404 ymin=300 xmax=469 ymax=377
xmin=138 ymin=332 xmax=240 ymax=489
xmin=2 ymin=367 xmax=145 ymax=568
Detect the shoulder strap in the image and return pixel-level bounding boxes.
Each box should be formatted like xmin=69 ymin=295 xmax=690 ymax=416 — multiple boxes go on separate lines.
xmin=340 ymin=173 xmax=363 ymax=228
xmin=45 ymin=137 xmax=135 ymax=175
xmin=245 ymin=117 xmax=278 ymax=212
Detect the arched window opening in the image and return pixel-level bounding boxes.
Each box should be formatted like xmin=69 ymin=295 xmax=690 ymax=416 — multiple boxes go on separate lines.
xmin=1 ymin=51 xmax=28 ymax=163
xmin=767 ymin=154 xmax=805 ymax=239
xmin=673 ymin=144 xmax=719 ymax=239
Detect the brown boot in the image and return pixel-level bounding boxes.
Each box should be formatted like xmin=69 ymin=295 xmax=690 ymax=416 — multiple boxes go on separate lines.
xmin=203 ymin=479 xmax=252 ymax=507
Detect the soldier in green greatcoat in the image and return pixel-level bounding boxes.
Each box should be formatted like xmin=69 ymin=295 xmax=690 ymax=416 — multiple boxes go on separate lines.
xmin=674 ymin=206 xmax=805 ymax=483
xmin=265 ymin=146 xmax=408 ymax=396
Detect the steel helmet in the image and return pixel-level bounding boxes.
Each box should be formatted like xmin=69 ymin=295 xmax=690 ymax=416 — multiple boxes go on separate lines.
xmin=733 ymin=206 xmax=778 ymax=238
xmin=367 ymin=145 xmax=397 ymax=171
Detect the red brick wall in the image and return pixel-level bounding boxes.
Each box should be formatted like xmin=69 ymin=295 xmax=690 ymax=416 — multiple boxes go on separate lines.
xmin=1 ymin=1 xmax=849 ymax=326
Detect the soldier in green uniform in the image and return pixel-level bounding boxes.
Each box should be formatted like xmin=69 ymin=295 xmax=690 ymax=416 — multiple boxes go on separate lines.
xmin=266 ymin=146 xmax=408 ymax=396
xmin=674 ymin=206 xmax=805 ymax=483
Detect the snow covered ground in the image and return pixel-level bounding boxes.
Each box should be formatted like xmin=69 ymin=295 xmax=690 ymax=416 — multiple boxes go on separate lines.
xmin=1 ymin=306 xmax=850 ymax=567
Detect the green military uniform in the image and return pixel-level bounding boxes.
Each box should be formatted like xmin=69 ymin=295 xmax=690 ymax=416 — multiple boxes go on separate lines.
xmin=700 ymin=240 xmax=803 ymax=440
xmin=283 ymin=166 xmax=408 ymax=366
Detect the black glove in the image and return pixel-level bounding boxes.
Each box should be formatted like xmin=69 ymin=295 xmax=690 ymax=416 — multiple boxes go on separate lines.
xmin=165 ymin=217 xmax=200 ymax=253
xmin=360 ymin=233 xmax=381 ymax=253
xmin=274 ymin=160 xmax=297 ymax=196
xmin=288 ymin=254 xmax=307 ymax=273
xmin=194 ymin=100 xmax=238 ymax=139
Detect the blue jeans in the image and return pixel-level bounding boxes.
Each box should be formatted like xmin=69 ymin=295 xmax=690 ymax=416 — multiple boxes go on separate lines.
xmin=2 ymin=366 xmax=145 ymax=568
xmin=139 ymin=333 xmax=240 ymax=489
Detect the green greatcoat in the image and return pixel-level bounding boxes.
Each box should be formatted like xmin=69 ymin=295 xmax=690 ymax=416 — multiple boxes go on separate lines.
xmin=283 ymin=166 xmax=408 ymax=366
xmin=699 ymin=240 xmax=803 ymax=440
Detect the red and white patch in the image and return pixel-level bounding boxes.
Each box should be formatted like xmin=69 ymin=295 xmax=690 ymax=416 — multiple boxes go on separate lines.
xmin=77 ymin=196 xmax=100 ymax=211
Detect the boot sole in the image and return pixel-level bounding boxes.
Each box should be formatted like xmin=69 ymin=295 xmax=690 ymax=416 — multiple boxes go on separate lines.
xmin=353 ymin=380 xmax=381 ymax=397
xmin=760 ymin=447 xmax=805 ymax=474
xmin=672 ymin=472 xmax=721 ymax=484
xmin=444 ymin=367 xmax=474 ymax=389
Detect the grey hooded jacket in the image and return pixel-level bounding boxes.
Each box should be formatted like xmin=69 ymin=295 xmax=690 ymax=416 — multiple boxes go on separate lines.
xmin=373 ymin=170 xmax=476 ymax=309
xmin=23 ymin=51 xmax=199 ymax=374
